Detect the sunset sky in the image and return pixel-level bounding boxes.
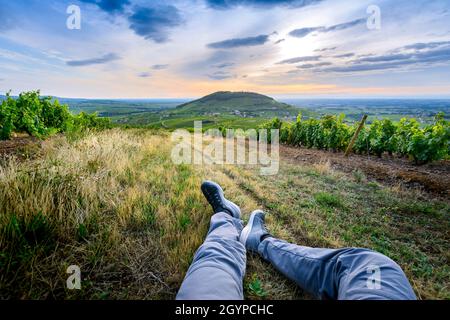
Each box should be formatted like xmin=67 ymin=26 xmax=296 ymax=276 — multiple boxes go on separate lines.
xmin=1 ymin=0 xmax=450 ymax=99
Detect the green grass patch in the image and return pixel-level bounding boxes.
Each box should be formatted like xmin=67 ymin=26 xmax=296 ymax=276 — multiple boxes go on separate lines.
xmin=314 ymin=192 xmax=345 ymax=209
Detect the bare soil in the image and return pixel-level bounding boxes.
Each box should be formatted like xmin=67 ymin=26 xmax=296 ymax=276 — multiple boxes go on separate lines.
xmin=0 ymin=135 xmax=41 ymax=160
xmin=280 ymin=144 xmax=450 ymax=197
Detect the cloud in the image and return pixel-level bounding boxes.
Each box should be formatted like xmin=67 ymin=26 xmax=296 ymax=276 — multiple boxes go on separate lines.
xmin=128 ymin=5 xmax=183 ymax=43
xmin=289 ymin=18 xmax=365 ymax=38
xmin=80 ymin=0 xmax=130 ymax=14
xmin=66 ymin=53 xmax=120 ymax=66
xmin=152 ymin=64 xmax=169 ymax=70
xmin=212 ymin=62 xmax=235 ymax=68
xmin=357 ymin=53 xmax=410 ymax=63
xmin=289 ymin=27 xmax=322 ymax=38
xmin=80 ymin=2 xmax=183 ymax=43
xmin=324 ymin=62 xmax=407 ymax=73
xmin=138 ymin=72 xmax=151 ymax=78
xmin=207 ymin=34 xmax=270 ymax=49
xmin=297 ymin=62 xmax=332 ymax=69
xmin=323 ymin=43 xmax=450 ymax=73
xmin=205 ymin=0 xmax=323 ymax=9
xmin=207 ymin=71 xmax=235 ymax=80
xmin=277 ymin=55 xmax=321 ymax=64
xmin=325 ymin=18 xmax=365 ymax=32
xmin=334 ymin=53 xmax=355 ymax=58
xmin=402 ymin=41 xmax=450 ymax=51
xmin=314 ymin=47 xmax=337 ymax=52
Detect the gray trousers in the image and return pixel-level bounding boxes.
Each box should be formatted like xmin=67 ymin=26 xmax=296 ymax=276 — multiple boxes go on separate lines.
xmin=176 ymin=212 xmax=416 ymax=300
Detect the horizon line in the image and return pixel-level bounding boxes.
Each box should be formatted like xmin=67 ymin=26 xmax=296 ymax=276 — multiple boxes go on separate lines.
xmin=2 ymin=92 xmax=450 ymax=101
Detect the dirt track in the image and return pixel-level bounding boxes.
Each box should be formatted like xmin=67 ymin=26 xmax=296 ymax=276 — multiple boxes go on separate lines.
xmin=280 ymin=144 xmax=450 ymax=197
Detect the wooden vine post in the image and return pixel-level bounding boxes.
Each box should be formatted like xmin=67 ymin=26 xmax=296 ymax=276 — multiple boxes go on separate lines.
xmin=345 ymin=115 xmax=368 ymax=157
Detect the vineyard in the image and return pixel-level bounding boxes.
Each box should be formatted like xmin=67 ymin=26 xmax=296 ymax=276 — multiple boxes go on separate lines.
xmin=0 ymin=91 xmax=111 ymax=140
xmin=261 ymin=114 xmax=450 ymax=164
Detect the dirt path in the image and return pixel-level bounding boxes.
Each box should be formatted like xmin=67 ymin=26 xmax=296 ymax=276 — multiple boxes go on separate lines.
xmin=280 ymin=144 xmax=450 ymax=197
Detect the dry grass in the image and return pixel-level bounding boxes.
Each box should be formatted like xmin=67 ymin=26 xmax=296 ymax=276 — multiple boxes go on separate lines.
xmin=312 ymin=159 xmax=332 ymax=175
xmin=0 ymin=129 xmax=209 ymax=299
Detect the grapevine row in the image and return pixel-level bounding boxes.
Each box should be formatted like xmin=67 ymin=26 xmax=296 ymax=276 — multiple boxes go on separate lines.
xmin=0 ymin=91 xmax=112 ymax=140
xmin=260 ymin=113 xmax=449 ymax=164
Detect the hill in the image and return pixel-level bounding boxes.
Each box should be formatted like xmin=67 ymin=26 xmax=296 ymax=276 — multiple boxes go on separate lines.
xmin=171 ymin=91 xmax=309 ymax=119
xmin=115 ymin=91 xmax=316 ymax=129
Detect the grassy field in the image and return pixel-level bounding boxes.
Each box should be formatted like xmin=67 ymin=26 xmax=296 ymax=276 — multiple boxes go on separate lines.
xmin=0 ymin=128 xmax=448 ymax=299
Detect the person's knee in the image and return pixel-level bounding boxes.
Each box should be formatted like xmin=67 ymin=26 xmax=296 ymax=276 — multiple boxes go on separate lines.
xmin=359 ymin=248 xmax=397 ymax=262
xmin=339 ymin=247 xmax=405 ymax=276
xmin=336 ymin=247 xmax=416 ymax=300
xmin=208 ymin=212 xmax=243 ymax=236
xmin=345 ymin=247 xmax=392 ymax=261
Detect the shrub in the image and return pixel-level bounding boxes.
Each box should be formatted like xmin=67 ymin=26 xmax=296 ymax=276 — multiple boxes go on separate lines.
xmin=406 ymin=113 xmax=449 ymax=164
xmin=0 ymin=91 xmax=111 ymax=140
xmin=72 ymin=112 xmax=112 ymax=131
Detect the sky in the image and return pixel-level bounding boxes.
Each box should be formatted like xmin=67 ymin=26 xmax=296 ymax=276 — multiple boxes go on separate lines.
xmin=0 ymin=0 xmax=450 ymax=99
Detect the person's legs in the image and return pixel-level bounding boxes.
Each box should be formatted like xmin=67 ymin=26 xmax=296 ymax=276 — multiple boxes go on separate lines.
xmin=258 ymin=238 xmax=416 ymax=300
xmin=176 ymin=182 xmax=246 ymax=300
xmin=176 ymin=212 xmax=246 ymax=300
xmin=241 ymin=210 xmax=416 ymax=300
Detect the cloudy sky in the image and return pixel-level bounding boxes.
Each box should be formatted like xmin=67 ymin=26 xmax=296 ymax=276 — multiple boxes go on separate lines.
xmin=0 ymin=0 xmax=450 ymax=98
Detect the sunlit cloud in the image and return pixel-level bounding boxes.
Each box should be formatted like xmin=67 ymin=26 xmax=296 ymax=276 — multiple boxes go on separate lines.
xmin=277 ymin=56 xmax=322 ymax=64
xmin=289 ymin=18 xmax=366 ymax=38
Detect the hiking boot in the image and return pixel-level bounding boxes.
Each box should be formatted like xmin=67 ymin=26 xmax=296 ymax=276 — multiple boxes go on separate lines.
xmin=201 ymin=180 xmax=241 ymax=219
xmin=239 ymin=210 xmax=271 ymax=252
